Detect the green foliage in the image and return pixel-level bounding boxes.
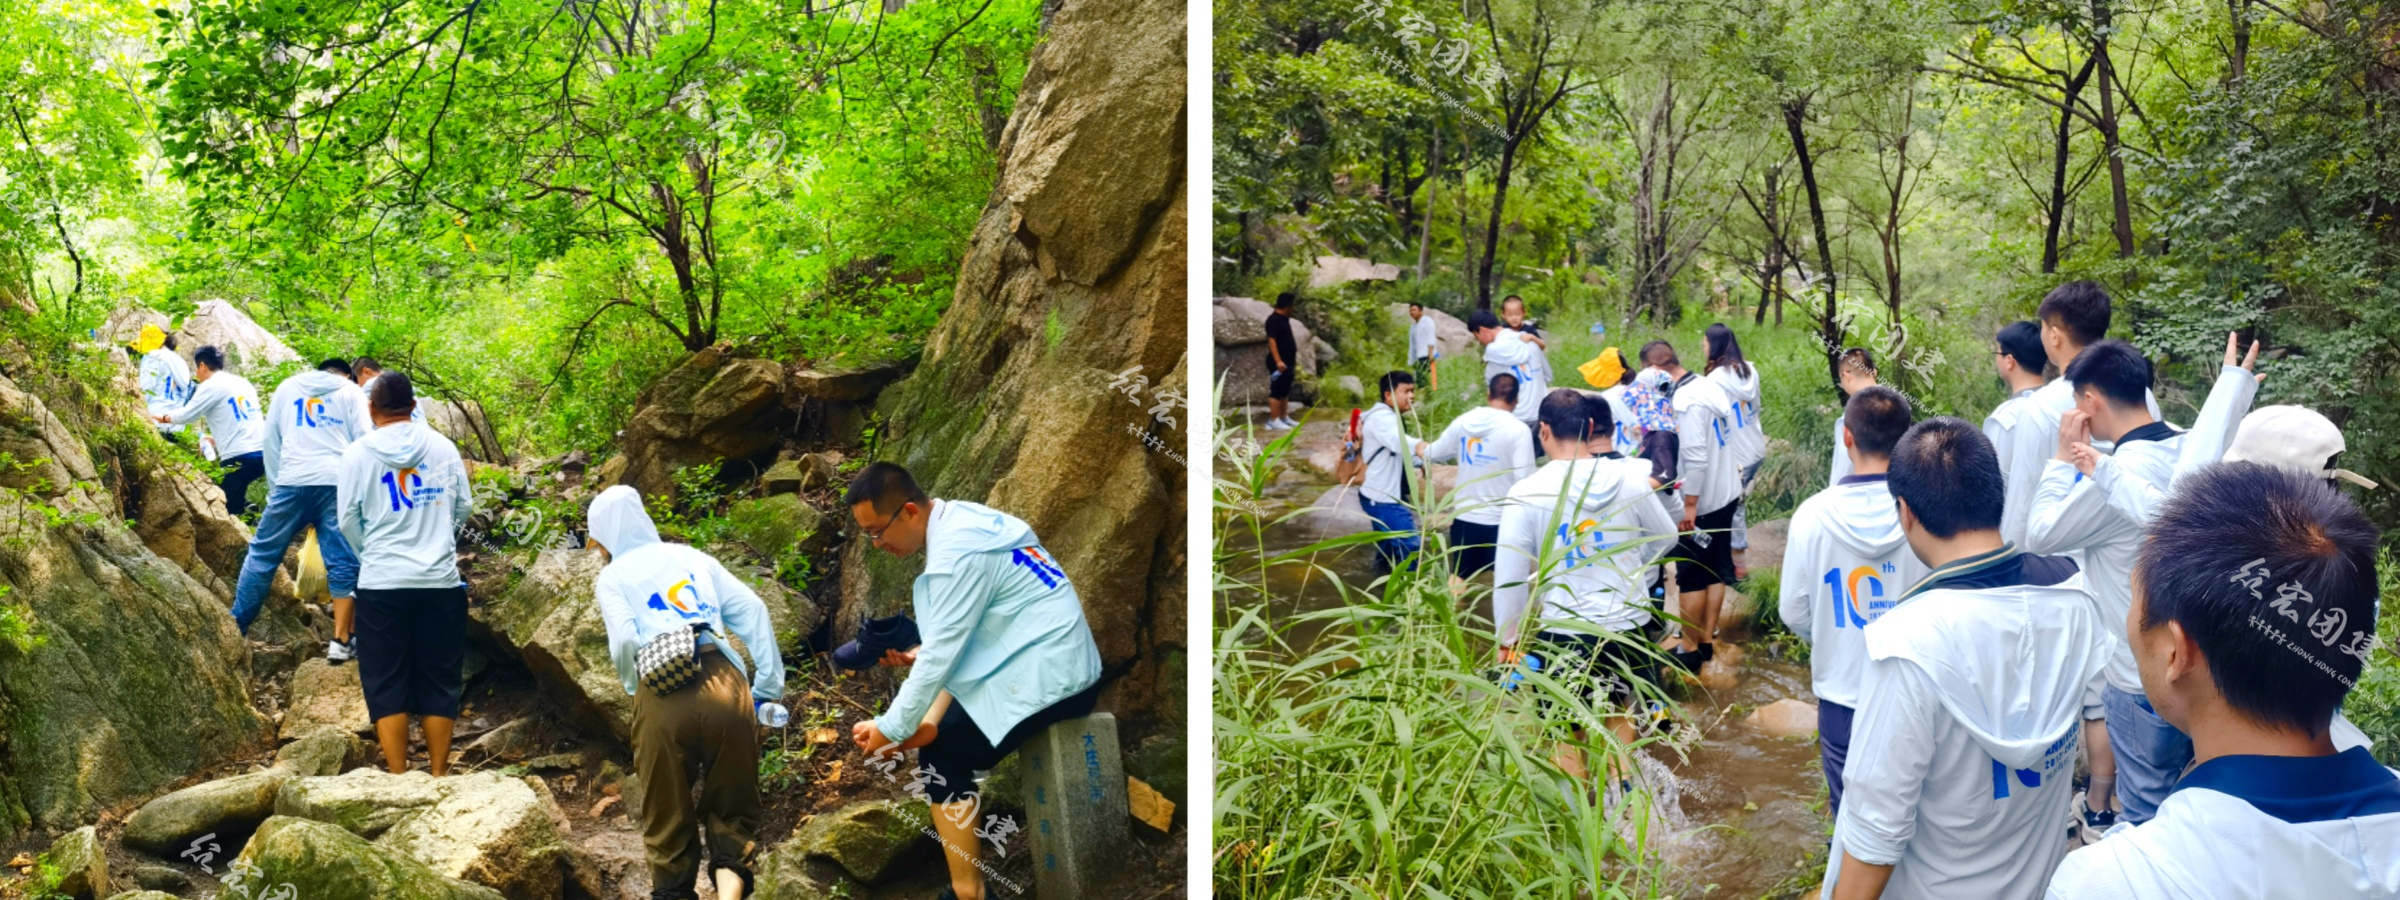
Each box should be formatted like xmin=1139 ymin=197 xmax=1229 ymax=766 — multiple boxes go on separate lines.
xmin=2342 ymin=547 xmax=2400 ymax=767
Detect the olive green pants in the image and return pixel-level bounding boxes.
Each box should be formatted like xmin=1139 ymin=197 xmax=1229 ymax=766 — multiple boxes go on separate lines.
xmin=635 ymin=648 xmax=761 ymax=897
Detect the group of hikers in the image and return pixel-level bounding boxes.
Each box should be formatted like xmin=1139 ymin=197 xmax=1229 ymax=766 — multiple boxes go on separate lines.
xmin=125 ymin=325 xmax=1102 ymax=900
xmin=1266 ymin=281 xmax=2397 ymax=899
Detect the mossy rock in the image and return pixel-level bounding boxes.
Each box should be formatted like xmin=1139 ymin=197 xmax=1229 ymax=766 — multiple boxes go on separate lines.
xmin=45 ymin=824 xmax=108 ymax=899
xmin=724 ymin=493 xmax=829 ymax=556
xmin=786 ymin=798 xmax=933 ymax=884
xmin=122 ymin=769 xmax=292 ymax=855
xmin=233 ymin=816 xmax=504 ymax=900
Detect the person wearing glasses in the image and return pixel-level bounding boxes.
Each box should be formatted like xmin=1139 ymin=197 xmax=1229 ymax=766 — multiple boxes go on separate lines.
xmin=844 ymin=462 xmax=1103 ymax=900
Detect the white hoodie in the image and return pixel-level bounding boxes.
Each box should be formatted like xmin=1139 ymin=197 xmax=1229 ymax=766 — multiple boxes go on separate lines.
xmin=1829 ymin=566 xmax=2110 ymax=900
xmin=335 ymin=421 xmax=472 ymax=590
xmin=2046 ymin=748 xmax=2400 ymax=900
xmin=1424 ymin=405 xmax=1537 ymax=526
xmin=1482 ymin=331 xmax=1549 ymax=426
xmin=1492 ymin=455 xmax=1677 ymax=643
xmin=159 ymin=372 xmax=267 ymax=459
xmin=264 ymin=370 xmax=370 ymax=486
xmin=1830 ymin=418 xmax=1853 ymax=484
xmin=588 ymin=485 xmax=785 ymax=704
xmin=1708 ymin=364 xmax=1766 ymax=473
xmin=1599 ymin=386 xmax=1643 ymax=457
xmin=1777 ymin=476 xmax=1931 ymax=709
xmin=139 ymin=347 xmax=193 ymax=416
xmin=1672 ymin=374 xmax=1742 ymax=514
xmin=1984 ymin=386 xmax=2051 ymax=547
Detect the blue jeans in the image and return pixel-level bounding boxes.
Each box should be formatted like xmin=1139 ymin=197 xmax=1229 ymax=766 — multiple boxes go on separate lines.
xmin=2103 ymin=684 xmax=2192 ymax=825
xmin=1358 ymin=496 xmax=1420 ymax=572
xmin=1819 ymin=699 xmax=1856 ymax=819
xmin=232 ymin=483 xmax=360 ymax=633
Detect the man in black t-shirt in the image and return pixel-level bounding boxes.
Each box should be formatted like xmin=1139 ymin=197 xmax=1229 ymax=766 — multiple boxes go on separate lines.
xmin=1264 ymin=292 xmax=1301 ymax=430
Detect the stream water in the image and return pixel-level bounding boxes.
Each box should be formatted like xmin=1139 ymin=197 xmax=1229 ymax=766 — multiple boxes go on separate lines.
xmin=1219 ymin=417 xmax=1830 ymax=898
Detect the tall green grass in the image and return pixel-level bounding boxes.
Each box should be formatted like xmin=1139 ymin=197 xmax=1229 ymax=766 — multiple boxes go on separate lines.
xmin=1212 ymin=409 xmax=1686 ymax=899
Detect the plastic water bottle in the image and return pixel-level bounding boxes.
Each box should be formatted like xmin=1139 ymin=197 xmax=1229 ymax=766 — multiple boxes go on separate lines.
xmin=756 ymin=701 xmax=790 ymax=728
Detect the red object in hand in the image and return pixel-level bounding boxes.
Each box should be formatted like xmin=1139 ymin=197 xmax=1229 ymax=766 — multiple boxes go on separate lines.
xmin=1347 ymin=408 xmax=1362 ymax=444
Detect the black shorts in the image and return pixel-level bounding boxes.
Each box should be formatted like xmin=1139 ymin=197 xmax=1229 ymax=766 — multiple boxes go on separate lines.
xmin=1673 ymin=501 xmax=1740 ymax=591
xmin=1528 ymin=628 xmax=1657 ymax=737
xmin=917 ymin=680 xmax=1104 ymax=805
xmin=1267 ymin=363 xmax=1295 ymax=400
xmin=1448 ymin=519 xmax=1499 ymax=577
xmin=355 ymin=586 xmax=468 ymax=721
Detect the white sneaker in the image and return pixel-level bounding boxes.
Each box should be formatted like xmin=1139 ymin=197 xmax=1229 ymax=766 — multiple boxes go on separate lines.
xmin=327 ymin=638 xmax=355 ymax=665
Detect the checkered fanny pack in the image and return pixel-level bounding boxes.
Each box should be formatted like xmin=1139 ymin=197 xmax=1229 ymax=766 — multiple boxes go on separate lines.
xmin=637 ymin=624 xmax=710 ymax=695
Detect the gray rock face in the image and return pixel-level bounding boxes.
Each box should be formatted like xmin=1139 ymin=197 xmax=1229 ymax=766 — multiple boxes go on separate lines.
xmin=171 ymin=299 xmax=302 ymax=373
xmin=1215 ymin=296 xmax=1319 ymax=407
xmin=612 ymin=348 xmax=794 ymax=499
xmin=272 ymin=769 xmax=571 ymax=898
xmin=282 ymin=658 xmax=373 ymax=739
xmin=233 ymin=816 xmax=506 ymax=900
xmin=0 ymin=370 xmax=265 ymax=841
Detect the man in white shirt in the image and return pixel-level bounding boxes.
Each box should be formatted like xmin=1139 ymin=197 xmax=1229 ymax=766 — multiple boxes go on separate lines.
xmin=2047 ymin=463 xmax=2399 ymax=900
xmin=1407 ymin=302 xmax=1438 ymax=386
xmin=1494 ymin=390 xmax=1676 ymax=787
xmin=335 ymin=372 xmax=473 ymax=776
xmin=1342 ymin=371 xmax=1430 ymax=573
xmin=1472 ymin=310 xmax=1548 ymax=441
xmin=2030 ymin=282 xmax=2160 ymax=458
xmin=132 ymin=326 xmax=194 ymax=436
xmin=1778 ymin=386 xmax=1928 ymax=819
xmin=2025 ymin=339 xmax=2260 ymax=827
xmin=153 ymin=345 xmax=269 ymax=516
xmin=1651 ymin=341 xmax=1740 ymax=672
xmin=1826 ymin=418 xmax=2106 ymax=900
xmin=233 ymin=359 xmax=370 ymax=661
xmin=1424 ymin=372 xmax=1536 ymax=578
xmin=1984 ymin=322 xmax=2054 ymax=548
xmin=1829 ymin=347 xmax=1877 ymax=484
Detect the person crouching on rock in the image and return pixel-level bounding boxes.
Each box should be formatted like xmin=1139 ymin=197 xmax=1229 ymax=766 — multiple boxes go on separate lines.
xmin=844 ymin=462 xmax=1104 ymax=900
xmin=587 ymin=484 xmax=783 ymax=900
xmin=333 ymin=371 xmax=473 ymax=776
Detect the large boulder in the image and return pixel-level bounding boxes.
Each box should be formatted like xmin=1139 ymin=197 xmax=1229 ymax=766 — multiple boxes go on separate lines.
xmin=171 ymin=299 xmax=301 ymax=374
xmin=474 ymin=547 xmax=819 ymax=741
xmin=613 ymin=348 xmax=794 ymax=498
xmin=0 ymin=370 xmax=265 ymax=841
xmin=232 ymin=816 xmax=505 ymax=900
xmin=844 ymin=0 xmax=1186 ymax=749
xmin=784 ymin=799 xmax=932 ymax=885
xmin=1215 ymin=296 xmax=1319 ymax=407
xmin=1310 ymin=255 xmax=1401 ymax=288
xmin=121 ymin=769 xmax=292 ymax=855
xmin=723 ymin=493 xmax=831 ymax=557
xmin=751 ymin=839 xmax=866 ymax=900
xmin=786 ymin=361 xmax=913 ymax=447
xmin=275 ymin=769 xmax=571 ymax=898
xmin=281 ymin=658 xmax=373 ymax=739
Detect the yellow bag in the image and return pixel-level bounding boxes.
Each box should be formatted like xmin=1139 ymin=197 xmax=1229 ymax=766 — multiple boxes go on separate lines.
xmin=297 ymin=527 xmax=330 ymax=603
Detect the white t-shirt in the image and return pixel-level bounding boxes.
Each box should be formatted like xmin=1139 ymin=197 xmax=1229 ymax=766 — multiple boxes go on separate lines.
xmin=1409 ymin=316 xmax=1438 ymax=364
xmin=1358 ymin=402 xmax=1423 ymax=506
xmin=1830 ymin=417 xmax=1853 ymax=484
xmin=159 ymin=372 xmax=267 ymax=459
xmin=1424 ymin=406 xmax=1537 ymax=526
xmin=1984 ymin=386 xmax=2050 ymax=547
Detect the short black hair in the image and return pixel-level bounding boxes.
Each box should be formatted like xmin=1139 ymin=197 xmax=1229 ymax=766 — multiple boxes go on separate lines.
xmin=1639 ymin=340 xmax=1678 ymax=368
xmin=2063 ymin=339 xmax=2152 ymax=409
xmin=317 ymin=358 xmax=355 ymax=378
xmin=163 ymin=334 xmax=178 ymax=351
xmin=1501 ymin=294 xmax=1525 ymax=310
xmin=2038 ymin=280 xmax=2112 ymax=346
xmin=1487 ymin=372 xmax=1520 ymax=407
xmin=1538 ymin=389 xmax=1602 ymax=444
xmin=193 ymin=345 xmax=226 ymax=372
xmin=1838 ymin=346 xmax=1876 ymax=377
xmin=2136 ymin=462 xmax=2381 ymax=738
xmin=1273 ymin=291 xmax=1296 ymax=310
xmin=1844 ymin=385 xmax=1913 ymax=458
xmin=368 ymin=370 xmax=415 ymax=416
xmin=1408 ymin=301 xmax=1423 ymax=311
xmin=1378 ymin=369 xmax=1415 ymax=400
xmin=353 ymin=356 xmax=384 ymax=376
xmin=844 ymin=462 xmax=929 ymax=516
xmin=1888 ymin=417 xmax=2005 ymax=539
xmin=1996 ymin=321 xmax=2046 ymax=374
xmin=1467 ymin=309 xmax=1502 ymax=332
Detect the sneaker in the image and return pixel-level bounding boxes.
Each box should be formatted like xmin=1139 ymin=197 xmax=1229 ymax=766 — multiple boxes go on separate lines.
xmin=2072 ymin=791 xmax=2117 ymax=843
xmin=832 ymin=614 xmax=921 ymax=670
xmin=326 ymin=638 xmax=355 ymax=665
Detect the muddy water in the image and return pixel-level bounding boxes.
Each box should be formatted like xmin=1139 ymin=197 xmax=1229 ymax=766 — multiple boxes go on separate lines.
xmin=1218 ymin=415 xmax=1830 ymax=898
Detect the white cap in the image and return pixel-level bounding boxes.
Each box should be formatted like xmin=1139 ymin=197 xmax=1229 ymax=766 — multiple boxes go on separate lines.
xmin=2223 ymin=405 xmax=2378 ymax=490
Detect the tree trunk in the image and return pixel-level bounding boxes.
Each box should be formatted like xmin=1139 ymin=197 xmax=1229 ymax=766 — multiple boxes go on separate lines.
xmin=1477 ymin=135 xmax=1520 ymax=310
xmin=2043 ymin=54 xmax=2098 ymax=274
xmin=2226 ymin=0 xmax=2251 ymax=86
xmin=1785 ymin=97 xmax=1842 ymax=387
xmin=1417 ymin=128 xmax=1441 ymax=280
xmin=2095 ymin=3 xmax=2134 ymax=258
